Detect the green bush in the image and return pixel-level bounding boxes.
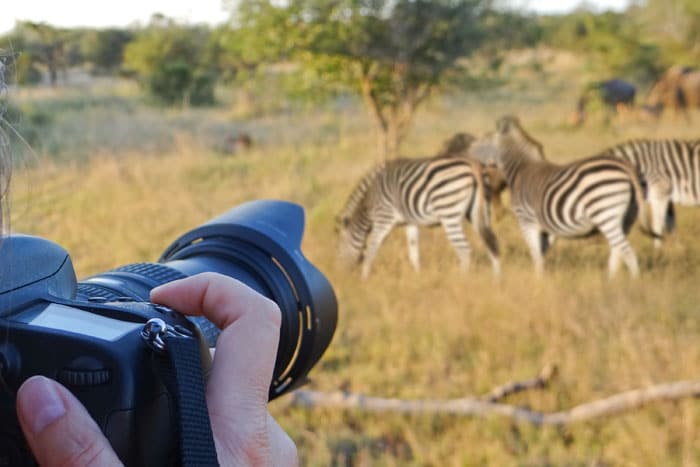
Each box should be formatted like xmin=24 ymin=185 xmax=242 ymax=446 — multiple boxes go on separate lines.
xmin=14 ymin=52 xmax=43 ymax=85
xmin=123 ymin=19 xmax=216 ymax=107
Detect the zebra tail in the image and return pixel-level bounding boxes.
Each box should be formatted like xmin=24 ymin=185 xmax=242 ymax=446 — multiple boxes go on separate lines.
xmin=630 ymin=171 xmax=662 ymax=240
xmin=471 ymin=160 xmax=500 ymax=257
xmin=665 ymin=202 xmax=676 ymax=234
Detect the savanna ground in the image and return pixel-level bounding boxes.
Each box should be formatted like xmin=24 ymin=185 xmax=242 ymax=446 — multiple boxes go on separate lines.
xmin=6 ymin=61 xmax=700 ymax=466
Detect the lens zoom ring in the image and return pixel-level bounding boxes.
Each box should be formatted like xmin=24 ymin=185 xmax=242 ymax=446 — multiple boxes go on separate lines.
xmin=75 ymin=284 xmax=121 ymax=300
xmin=111 ymin=263 xmax=188 ymax=287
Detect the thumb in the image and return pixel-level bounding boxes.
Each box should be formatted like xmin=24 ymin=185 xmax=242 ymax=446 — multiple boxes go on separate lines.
xmin=16 ymin=376 xmax=122 ymax=466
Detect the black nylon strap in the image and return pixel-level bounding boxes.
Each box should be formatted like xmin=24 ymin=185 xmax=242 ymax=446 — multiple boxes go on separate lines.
xmin=157 ymin=335 xmax=219 ymax=467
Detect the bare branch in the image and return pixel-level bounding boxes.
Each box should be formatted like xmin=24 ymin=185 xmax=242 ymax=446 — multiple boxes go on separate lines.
xmin=483 ymin=363 xmax=558 ymax=403
xmin=288 ymin=376 xmax=700 ymax=427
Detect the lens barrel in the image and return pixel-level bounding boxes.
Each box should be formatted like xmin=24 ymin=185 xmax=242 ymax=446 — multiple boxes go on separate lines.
xmin=77 ymin=200 xmax=337 ymax=399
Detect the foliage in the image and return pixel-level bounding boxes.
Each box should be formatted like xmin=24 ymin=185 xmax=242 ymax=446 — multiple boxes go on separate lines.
xmin=214 ymin=0 xmax=299 ymax=80
xmin=123 ymin=16 xmax=215 ymax=106
xmin=2 ymin=35 xmax=32 ymax=86
xmin=226 ymin=0 xmax=491 ymax=157
xmin=630 ymin=0 xmax=700 ymax=63
xmin=205 ymin=10 xmax=299 ymax=116
xmin=539 ymin=10 xmax=664 ymax=85
xmin=7 ymin=48 xmax=43 ymax=85
xmin=9 ymin=22 xmax=84 ymax=86
xmin=80 ymin=29 xmax=133 ymax=74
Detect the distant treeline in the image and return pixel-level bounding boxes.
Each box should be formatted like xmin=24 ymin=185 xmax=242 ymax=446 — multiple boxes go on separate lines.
xmin=1 ymin=0 xmax=698 ymax=156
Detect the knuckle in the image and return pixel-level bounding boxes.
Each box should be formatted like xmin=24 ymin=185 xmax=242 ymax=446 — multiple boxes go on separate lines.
xmin=258 ymin=297 xmax=282 ymax=329
xmin=59 ymin=434 xmax=117 ymax=467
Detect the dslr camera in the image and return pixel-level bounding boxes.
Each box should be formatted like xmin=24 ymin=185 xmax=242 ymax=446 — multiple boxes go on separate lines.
xmin=0 ymin=200 xmax=338 ymax=466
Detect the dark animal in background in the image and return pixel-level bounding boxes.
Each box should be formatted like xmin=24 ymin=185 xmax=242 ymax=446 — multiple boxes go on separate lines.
xmin=222 ymin=132 xmax=253 ymax=155
xmin=571 ymin=78 xmax=636 ymax=126
xmin=644 ymin=66 xmax=700 ymax=121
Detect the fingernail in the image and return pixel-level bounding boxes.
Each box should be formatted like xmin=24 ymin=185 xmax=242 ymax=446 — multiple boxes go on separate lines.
xmin=18 ymin=376 xmax=66 ymax=434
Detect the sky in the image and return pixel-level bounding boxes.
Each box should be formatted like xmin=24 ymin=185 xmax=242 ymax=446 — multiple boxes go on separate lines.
xmin=0 ymin=0 xmax=632 ymax=35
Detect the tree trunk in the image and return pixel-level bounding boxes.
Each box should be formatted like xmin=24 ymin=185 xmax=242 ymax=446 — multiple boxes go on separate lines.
xmin=385 ymin=119 xmax=399 ymax=159
xmin=359 ymin=75 xmax=390 ymax=160
xmin=358 ymin=66 xmax=433 ymax=160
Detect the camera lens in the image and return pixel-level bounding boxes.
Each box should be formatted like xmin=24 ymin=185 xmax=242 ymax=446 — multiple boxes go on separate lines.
xmin=76 ymin=200 xmax=337 ymax=399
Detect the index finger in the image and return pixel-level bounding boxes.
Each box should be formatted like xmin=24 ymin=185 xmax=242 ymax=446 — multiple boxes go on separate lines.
xmin=150 ymin=272 xmax=281 ymax=407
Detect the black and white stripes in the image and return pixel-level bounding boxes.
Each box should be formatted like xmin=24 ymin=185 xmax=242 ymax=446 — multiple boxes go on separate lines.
xmin=481 ymin=115 xmax=650 ymax=277
xmin=336 ymin=155 xmax=500 ymax=278
xmin=601 ymin=139 xmax=700 ymax=247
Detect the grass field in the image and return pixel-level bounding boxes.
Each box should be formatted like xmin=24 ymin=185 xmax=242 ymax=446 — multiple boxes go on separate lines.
xmin=6 ymin=77 xmax=700 ymax=466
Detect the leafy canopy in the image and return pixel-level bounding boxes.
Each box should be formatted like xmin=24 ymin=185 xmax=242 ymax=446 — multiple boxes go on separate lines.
xmin=123 ymin=15 xmax=215 ymax=106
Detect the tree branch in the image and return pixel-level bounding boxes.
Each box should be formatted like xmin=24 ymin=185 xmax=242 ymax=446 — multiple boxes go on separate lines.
xmin=288 ymin=369 xmax=700 ymax=427
xmin=482 ymin=363 xmax=558 ymax=403
xmin=358 ymin=63 xmax=387 ymax=133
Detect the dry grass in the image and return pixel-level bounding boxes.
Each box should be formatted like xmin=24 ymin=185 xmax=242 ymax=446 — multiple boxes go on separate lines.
xmin=8 ymin=87 xmax=700 ymax=466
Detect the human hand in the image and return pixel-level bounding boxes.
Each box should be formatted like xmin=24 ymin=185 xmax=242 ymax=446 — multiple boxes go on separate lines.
xmin=16 ymin=272 xmax=298 ymax=466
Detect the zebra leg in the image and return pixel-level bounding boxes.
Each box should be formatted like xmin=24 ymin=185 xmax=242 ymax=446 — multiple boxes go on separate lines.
xmin=598 ymin=223 xmax=639 ymax=278
xmin=361 ymin=221 xmax=397 ymax=279
xmin=439 ymin=217 xmax=472 ymax=271
xmin=610 ymin=241 xmax=639 ymax=278
xmin=648 ymin=184 xmax=672 ymax=249
xmin=470 ymin=218 xmax=501 ymax=276
xmin=520 ymin=222 xmax=545 ymax=275
xmin=405 ymin=224 xmax=420 ymax=272
xmin=483 ymin=232 xmax=501 ymax=277
xmin=547 ymin=234 xmax=556 ymax=250
xmin=650 ymin=199 xmax=668 ymax=249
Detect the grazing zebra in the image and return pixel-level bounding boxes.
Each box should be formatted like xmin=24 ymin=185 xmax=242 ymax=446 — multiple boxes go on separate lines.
xmin=336 ymin=155 xmax=501 ymax=278
xmin=600 ymin=139 xmax=700 ymax=248
xmin=475 ymin=115 xmax=653 ymax=277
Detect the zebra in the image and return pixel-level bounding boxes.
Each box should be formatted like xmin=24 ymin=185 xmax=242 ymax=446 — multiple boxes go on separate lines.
xmin=474 ymin=115 xmax=654 ymax=278
xmin=599 ymin=139 xmax=700 ymax=248
xmin=437 ymin=131 xmax=510 ymax=219
xmin=336 ymin=155 xmax=501 ymax=278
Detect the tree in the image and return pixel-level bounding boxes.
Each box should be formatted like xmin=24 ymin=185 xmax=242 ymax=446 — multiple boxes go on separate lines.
xmin=227 ymin=0 xmax=490 ymax=158
xmin=13 ymin=22 xmax=74 ymax=86
xmin=539 ymin=10 xmax=663 ymax=85
xmin=0 ymin=33 xmax=42 ymax=85
xmin=630 ymin=0 xmax=700 ymax=62
xmin=123 ymin=15 xmax=216 ymax=106
xmin=80 ymin=28 xmax=133 ymax=74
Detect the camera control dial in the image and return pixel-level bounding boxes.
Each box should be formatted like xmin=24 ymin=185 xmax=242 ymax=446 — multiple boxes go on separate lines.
xmin=56 ymin=356 xmax=111 ymax=387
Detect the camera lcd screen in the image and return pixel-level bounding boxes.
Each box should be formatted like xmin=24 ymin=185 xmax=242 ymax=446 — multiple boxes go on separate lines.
xmin=28 ymin=304 xmax=142 ymax=341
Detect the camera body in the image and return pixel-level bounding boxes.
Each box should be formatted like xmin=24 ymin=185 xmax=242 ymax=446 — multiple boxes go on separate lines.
xmin=0 ymin=200 xmax=338 ymax=466
xmin=0 ymin=235 xmax=210 ymax=466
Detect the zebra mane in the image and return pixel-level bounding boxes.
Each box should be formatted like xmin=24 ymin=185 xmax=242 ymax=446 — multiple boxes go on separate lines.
xmin=337 ymin=163 xmax=385 ymax=224
xmin=495 ymin=115 xmax=545 ymax=161
xmin=436 ymin=132 xmax=476 ymax=158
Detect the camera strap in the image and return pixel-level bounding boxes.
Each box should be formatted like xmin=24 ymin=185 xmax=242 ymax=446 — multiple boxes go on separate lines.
xmin=144 ymin=320 xmax=220 ymax=466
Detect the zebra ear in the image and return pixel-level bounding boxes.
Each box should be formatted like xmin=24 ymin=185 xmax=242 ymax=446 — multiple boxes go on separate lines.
xmin=334 ymin=215 xmax=350 ymax=229
xmin=495 ymin=119 xmax=507 ymax=134
xmin=496 ymin=115 xmax=516 ymax=134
